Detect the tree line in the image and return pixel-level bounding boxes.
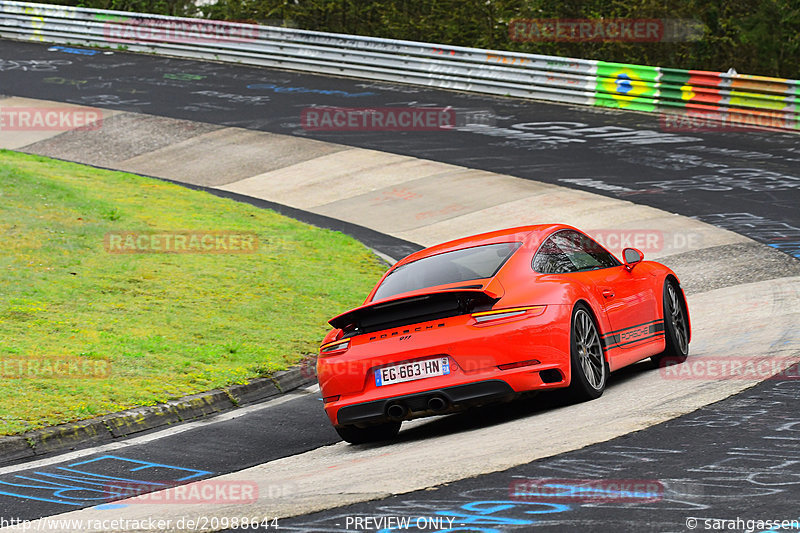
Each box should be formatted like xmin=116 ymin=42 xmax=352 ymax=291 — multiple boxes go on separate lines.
xmin=48 ymin=0 xmax=799 ymax=78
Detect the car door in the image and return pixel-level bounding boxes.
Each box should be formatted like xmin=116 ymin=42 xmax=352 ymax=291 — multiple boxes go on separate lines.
xmin=540 ymin=230 xmax=659 ymax=353
xmin=588 ymin=261 xmax=660 ymax=352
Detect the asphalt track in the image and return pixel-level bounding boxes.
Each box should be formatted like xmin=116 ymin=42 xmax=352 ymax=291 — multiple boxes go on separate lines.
xmin=1 ymin=40 xmax=800 ymax=532
xmin=1 ymin=40 xmax=799 ymax=259
xmin=275 ymin=364 xmax=800 ymax=533
xmin=0 ymin=389 xmax=336 ymax=522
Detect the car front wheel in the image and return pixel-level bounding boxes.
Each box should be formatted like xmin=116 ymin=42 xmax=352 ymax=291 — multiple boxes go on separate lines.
xmin=652 ymin=278 xmax=690 ymax=367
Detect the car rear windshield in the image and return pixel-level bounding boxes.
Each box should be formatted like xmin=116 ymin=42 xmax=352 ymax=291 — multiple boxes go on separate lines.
xmin=372 ymin=242 xmax=522 ymax=301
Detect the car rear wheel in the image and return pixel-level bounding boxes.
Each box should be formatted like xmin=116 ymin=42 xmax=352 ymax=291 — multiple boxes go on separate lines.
xmin=567 ymin=304 xmax=608 ymax=401
xmin=335 ymin=421 xmax=401 ymax=444
xmin=652 ymin=278 xmax=689 ymax=367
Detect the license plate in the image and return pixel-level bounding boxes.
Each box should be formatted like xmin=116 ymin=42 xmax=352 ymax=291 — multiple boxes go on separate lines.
xmin=375 ymin=357 xmax=450 ymax=387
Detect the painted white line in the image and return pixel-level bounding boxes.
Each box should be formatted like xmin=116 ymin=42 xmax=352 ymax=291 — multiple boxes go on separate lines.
xmin=0 ymin=389 xmax=314 ymax=475
xmin=303 ymin=383 xmax=321 ymax=394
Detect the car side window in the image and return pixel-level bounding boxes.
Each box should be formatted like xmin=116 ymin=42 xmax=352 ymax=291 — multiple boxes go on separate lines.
xmin=533 ymin=230 xmax=620 ymax=273
xmin=532 ymin=235 xmax=577 ymax=273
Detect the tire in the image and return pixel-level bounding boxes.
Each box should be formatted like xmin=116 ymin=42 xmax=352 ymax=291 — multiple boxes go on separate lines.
xmin=567 ymin=303 xmax=608 ymax=402
xmin=334 ymin=421 xmax=401 ymax=444
xmin=652 ymin=278 xmax=690 ymax=368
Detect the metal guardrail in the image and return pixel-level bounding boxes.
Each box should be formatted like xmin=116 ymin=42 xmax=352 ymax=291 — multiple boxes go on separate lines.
xmin=1 ymin=1 xmax=798 ymax=131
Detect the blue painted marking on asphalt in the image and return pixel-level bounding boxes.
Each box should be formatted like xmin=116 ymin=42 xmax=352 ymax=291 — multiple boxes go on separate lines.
xmin=0 ymin=455 xmax=212 ymax=506
xmin=48 ymin=46 xmax=100 ymax=56
xmin=0 ymin=488 xmax=83 ymax=506
xmin=377 ymin=500 xmax=571 ymax=532
xmin=96 ymin=503 xmax=128 ymax=510
xmin=767 ymin=242 xmax=800 ymax=258
xmin=246 ymin=83 xmax=375 ymax=97
xmin=68 ymin=455 xmax=212 ymax=480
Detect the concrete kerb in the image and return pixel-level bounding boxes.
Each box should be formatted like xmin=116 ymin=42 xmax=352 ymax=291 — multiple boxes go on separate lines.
xmin=0 ymin=366 xmax=315 ymax=466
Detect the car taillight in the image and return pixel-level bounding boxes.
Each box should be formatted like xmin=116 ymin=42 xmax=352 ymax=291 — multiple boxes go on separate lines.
xmin=498 ymin=359 xmax=541 ymax=370
xmin=319 ymin=339 xmax=350 ymax=356
xmin=471 ymin=305 xmax=546 ymax=323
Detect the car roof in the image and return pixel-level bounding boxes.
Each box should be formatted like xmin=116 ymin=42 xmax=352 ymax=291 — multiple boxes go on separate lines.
xmin=392 ymin=223 xmax=573 ymax=268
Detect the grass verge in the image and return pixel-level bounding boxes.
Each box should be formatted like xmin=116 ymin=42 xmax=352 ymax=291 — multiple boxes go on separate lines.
xmin=0 ymin=150 xmax=387 ymax=435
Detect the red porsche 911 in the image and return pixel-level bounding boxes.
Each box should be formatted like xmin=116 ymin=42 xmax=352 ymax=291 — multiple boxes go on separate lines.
xmin=317 ymin=224 xmax=690 ymax=444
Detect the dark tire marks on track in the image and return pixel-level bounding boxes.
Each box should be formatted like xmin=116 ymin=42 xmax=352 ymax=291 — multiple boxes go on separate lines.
xmin=1 ymin=39 xmax=799 ymax=260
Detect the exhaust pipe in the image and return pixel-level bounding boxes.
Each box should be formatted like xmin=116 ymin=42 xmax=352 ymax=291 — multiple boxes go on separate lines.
xmin=427 ymin=396 xmax=448 ymax=412
xmin=386 ymin=402 xmax=408 ymax=420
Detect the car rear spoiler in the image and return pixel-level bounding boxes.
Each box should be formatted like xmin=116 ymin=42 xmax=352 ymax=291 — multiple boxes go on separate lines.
xmin=329 ymin=289 xmax=501 ymax=334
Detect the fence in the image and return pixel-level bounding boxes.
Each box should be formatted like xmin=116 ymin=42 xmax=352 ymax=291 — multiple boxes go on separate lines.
xmin=1 ymin=1 xmax=797 ymax=131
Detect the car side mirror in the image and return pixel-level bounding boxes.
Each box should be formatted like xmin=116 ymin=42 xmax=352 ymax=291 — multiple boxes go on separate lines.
xmin=623 ymin=248 xmax=644 ymax=270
